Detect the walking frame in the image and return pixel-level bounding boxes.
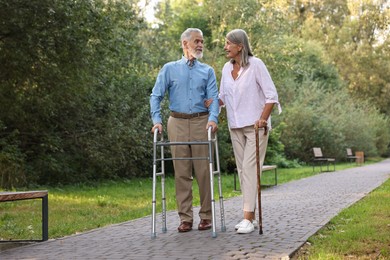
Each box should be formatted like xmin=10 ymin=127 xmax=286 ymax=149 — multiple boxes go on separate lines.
xmin=151 ymin=126 xmax=226 ymax=238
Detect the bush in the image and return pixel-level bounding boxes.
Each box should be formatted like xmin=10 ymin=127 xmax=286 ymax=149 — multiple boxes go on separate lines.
xmin=279 ymin=82 xmax=390 ymax=162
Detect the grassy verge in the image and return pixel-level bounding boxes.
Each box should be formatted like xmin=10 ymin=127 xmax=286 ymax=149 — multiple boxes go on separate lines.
xmin=0 ymin=159 xmax=384 ymax=245
xmin=292 ymin=178 xmax=390 ymax=259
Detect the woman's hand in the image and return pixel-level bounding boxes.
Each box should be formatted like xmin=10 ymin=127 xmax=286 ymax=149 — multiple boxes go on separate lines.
xmin=204 ymin=98 xmax=213 ymax=108
xmin=204 ymin=98 xmax=224 ymax=108
xmin=255 ymin=119 xmax=268 ymax=129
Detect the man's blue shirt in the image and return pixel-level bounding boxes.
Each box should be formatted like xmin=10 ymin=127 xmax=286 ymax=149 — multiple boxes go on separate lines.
xmin=150 ymin=56 xmax=219 ymax=124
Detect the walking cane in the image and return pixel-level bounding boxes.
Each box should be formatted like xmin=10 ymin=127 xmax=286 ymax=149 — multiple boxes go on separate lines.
xmin=255 ymin=124 xmax=267 ymax=235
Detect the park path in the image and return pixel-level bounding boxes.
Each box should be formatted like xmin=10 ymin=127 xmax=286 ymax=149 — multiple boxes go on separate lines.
xmin=1 ymin=159 xmax=389 ymax=259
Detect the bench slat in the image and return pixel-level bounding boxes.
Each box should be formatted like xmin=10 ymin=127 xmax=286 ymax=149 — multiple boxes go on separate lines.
xmin=262 ymin=165 xmax=277 ymax=171
xmin=0 ymin=191 xmax=48 ymax=202
xmin=234 ymin=165 xmax=277 ymax=191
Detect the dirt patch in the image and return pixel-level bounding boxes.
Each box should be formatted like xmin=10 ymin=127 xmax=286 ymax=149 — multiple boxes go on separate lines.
xmin=289 ymin=242 xmax=386 ymax=260
xmin=289 ymin=242 xmax=312 ymax=260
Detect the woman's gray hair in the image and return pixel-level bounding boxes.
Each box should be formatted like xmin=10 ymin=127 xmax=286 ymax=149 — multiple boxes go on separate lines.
xmin=226 ymin=29 xmax=253 ymax=67
xmin=181 ymin=28 xmax=203 ymax=48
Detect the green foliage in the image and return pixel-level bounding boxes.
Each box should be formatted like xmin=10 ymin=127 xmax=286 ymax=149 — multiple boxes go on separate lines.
xmin=280 ymin=82 xmax=390 ymax=161
xmin=0 ymin=0 xmax=155 ymax=186
xmin=299 ymin=0 xmax=390 ymax=115
xmin=0 ymin=121 xmax=27 ymax=189
xmin=266 ymin=124 xmax=301 ymax=168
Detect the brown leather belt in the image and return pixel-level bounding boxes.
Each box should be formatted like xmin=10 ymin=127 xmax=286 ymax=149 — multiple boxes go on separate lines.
xmin=170 ymin=111 xmax=209 ymax=119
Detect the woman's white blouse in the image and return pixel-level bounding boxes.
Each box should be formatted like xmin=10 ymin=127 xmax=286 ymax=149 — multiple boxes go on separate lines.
xmin=219 ymin=56 xmax=281 ymax=129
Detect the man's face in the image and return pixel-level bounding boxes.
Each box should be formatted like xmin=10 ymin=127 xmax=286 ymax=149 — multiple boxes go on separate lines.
xmin=185 ymin=32 xmax=204 ymax=60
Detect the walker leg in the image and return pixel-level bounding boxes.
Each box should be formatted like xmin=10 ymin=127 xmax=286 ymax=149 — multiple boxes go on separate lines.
xmin=161 ymin=176 xmax=167 ymax=233
xmin=209 ymin=149 xmax=217 ymax=238
xmin=151 ymin=157 xmax=157 ymax=238
xmin=214 ymin=134 xmax=226 ymax=232
xmin=151 ymin=132 xmax=157 ymax=238
xmin=208 ymin=128 xmax=217 ymax=238
xmin=161 ymin=142 xmax=167 ymax=233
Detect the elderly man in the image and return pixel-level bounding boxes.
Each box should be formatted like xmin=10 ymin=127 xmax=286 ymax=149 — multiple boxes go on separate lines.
xmin=150 ymin=28 xmax=219 ymax=232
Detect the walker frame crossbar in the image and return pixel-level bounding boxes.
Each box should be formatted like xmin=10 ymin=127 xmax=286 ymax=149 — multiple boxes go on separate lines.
xmin=151 ymin=127 xmax=226 ymax=238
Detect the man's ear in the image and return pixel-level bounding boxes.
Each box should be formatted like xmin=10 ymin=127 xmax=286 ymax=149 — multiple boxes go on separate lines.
xmin=182 ymin=40 xmax=188 ymax=50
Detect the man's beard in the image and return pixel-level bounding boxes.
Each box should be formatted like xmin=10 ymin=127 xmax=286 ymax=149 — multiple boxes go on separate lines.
xmin=190 ymin=49 xmax=203 ymax=59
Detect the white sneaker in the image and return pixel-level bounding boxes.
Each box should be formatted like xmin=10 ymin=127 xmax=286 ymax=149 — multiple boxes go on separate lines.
xmin=235 ymin=219 xmax=258 ymax=230
xmin=236 ymin=219 xmax=255 ymax=234
xmin=253 ymin=219 xmax=258 ymax=229
xmin=235 ymin=219 xmax=246 ymax=230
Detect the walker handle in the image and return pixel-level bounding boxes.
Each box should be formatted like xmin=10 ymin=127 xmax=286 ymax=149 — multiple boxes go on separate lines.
xmin=208 ymin=126 xmax=213 ymax=140
xmin=153 ymin=127 xmax=160 ymax=142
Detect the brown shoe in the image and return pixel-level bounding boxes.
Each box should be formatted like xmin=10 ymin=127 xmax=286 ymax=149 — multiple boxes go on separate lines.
xmin=198 ymin=219 xmax=212 ymax=230
xmin=178 ymin=221 xmax=192 ymax=232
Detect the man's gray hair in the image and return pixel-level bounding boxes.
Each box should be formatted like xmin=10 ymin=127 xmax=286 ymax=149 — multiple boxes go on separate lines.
xmin=226 ymin=29 xmax=253 ymax=67
xmin=181 ymin=28 xmax=203 ymax=48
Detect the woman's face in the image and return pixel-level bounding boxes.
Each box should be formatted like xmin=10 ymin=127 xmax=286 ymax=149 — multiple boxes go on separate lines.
xmin=224 ymin=38 xmax=242 ymax=60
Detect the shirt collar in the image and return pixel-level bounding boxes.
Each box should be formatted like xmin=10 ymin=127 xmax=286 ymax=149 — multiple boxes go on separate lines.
xmin=182 ymin=55 xmax=197 ymax=67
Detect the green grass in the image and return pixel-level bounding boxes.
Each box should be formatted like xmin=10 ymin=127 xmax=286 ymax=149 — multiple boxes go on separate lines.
xmin=0 ymin=158 xmax=387 ymax=260
xmin=293 ymin=178 xmax=390 ymax=260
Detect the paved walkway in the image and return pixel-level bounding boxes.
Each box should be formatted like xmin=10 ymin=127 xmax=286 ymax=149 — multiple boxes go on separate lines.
xmin=1 ymin=159 xmax=389 ymax=260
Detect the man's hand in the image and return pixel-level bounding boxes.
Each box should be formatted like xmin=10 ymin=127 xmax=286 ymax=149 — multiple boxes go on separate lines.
xmin=206 ymin=121 xmax=218 ymax=133
xmin=151 ymin=123 xmax=163 ymax=134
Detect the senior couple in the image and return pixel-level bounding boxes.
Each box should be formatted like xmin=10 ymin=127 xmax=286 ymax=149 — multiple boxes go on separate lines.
xmin=150 ymin=28 xmax=281 ymax=234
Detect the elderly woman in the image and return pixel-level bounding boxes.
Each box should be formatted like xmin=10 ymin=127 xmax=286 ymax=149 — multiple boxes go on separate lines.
xmin=219 ymin=29 xmax=281 ymax=234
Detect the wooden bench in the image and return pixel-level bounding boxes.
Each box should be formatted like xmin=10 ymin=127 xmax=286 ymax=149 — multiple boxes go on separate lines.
xmin=0 ymin=191 xmax=48 ymax=242
xmin=312 ymin=147 xmax=336 ymax=172
xmin=234 ymin=165 xmax=277 ymax=191
xmin=346 ymin=148 xmax=359 ymax=163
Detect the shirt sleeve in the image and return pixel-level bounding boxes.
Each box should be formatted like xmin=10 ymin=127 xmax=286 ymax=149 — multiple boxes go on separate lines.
xmin=206 ymin=67 xmax=219 ymax=123
xmin=150 ymin=65 xmax=169 ymax=124
xmin=255 ymin=59 xmax=282 ymax=114
xmin=218 ymin=63 xmax=228 ymax=105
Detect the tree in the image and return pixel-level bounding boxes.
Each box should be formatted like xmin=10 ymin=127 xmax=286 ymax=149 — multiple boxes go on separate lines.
xmin=0 ymin=0 xmax=154 ymax=186
xmin=298 ymin=0 xmax=390 ymax=114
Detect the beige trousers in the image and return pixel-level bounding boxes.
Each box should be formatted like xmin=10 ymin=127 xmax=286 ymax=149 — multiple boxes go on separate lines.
xmin=230 ymin=126 xmax=269 ymax=212
xmin=167 ymin=115 xmax=211 ymax=223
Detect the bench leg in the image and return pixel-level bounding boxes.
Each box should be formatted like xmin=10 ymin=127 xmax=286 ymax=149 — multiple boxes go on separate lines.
xmin=274 ymin=168 xmax=277 ymax=186
xmin=42 ymin=195 xmax=49 ymax=241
